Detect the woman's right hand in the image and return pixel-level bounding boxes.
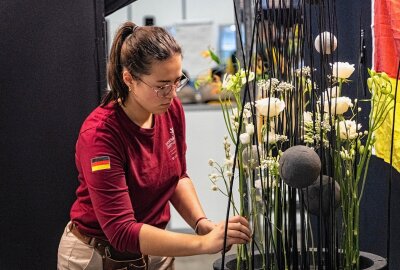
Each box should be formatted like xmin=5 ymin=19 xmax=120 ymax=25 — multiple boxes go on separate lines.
xmin=201 ymin=215 xmax=251 ymax=254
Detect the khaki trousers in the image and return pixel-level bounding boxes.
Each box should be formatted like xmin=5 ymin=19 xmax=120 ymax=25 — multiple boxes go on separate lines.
xmin=57 ymin=222 xmax=175 ymax=270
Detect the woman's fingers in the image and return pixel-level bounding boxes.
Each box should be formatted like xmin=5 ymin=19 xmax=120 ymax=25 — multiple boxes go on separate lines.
xmin=228 ymin=215 xmax=250 ymax=228
xmin=227 ymin=222 xmax=251 ymax=240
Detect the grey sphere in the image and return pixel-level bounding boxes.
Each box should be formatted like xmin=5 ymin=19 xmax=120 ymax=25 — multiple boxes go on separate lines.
xmin=303 ymin=175 xmax=341 ymax=216
xmin=279 ymin=145 xmax=321 ymax=188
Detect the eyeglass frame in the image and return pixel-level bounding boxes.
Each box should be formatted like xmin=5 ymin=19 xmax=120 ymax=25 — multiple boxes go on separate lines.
xmin=135 ymin=73 xmax=189 ymax=98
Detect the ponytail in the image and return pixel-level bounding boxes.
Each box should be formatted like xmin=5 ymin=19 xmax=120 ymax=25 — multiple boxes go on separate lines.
xmin=102 ymin=22 xmax=136 ymax=106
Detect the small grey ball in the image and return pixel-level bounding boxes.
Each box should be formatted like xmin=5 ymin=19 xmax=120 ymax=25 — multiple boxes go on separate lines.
xmin=303 ymin=175 xmax=341 ymax=216
xmin=279 ymin=145 xmax=321 ymax=188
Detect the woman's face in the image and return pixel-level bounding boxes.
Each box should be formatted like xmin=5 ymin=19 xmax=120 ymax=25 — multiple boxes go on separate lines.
xmin=128 ymin=54 xmax=183 ymax=115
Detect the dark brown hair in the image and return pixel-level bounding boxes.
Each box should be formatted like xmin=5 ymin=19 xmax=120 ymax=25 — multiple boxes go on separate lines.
xmin=102 ymin=22 xmax=182 ymax=105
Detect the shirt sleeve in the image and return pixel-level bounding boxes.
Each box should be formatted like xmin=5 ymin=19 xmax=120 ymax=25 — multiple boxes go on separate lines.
xmin=174 ymin=99 xmax=189 ymax=180
xmin=77 ymin=126 xmax=144 ymax=254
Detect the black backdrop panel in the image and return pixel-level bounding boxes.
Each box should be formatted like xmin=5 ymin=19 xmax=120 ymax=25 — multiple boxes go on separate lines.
xmin=0 ymin=1 xmax=105 ymax=269
xmin=105 ymin=0 xmax=138 ymax=16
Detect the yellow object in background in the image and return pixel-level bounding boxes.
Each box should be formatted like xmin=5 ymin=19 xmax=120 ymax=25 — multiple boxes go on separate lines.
xmin=374 ymin=78 xmax=400 ymax=172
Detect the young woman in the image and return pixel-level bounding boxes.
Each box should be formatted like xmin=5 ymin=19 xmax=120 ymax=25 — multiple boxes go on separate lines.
xmin=57 ymin=22 xmax=251 ymax=270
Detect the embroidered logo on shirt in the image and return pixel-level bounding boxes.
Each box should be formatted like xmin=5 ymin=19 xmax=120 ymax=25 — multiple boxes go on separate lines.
xmin=91 ymin=156 xmax=111 ymax=172
xmin=166 ymin=127 xmax=177 ymax=160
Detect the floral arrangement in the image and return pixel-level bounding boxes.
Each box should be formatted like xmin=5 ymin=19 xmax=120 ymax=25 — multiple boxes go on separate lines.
xmin=205 ymin=29 xmax=394 ymax=269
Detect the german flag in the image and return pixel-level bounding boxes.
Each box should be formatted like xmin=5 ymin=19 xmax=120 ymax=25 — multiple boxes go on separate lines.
xmin=373 ymin=0 xmax=400 ymax=172
xmin=91 ymin=156 xmax=111 ymax=172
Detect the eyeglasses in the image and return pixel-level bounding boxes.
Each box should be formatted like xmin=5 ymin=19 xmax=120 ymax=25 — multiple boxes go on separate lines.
xmin=137 ymin=74 xmax=189 ymax=98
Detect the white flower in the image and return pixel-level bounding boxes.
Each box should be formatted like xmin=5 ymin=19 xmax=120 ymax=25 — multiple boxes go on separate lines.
xmin=303 ymin=111 xmax=313 ymax=123
xmin=224 ymin=158 xmax=234 ymax=167
xmin=338 ymin=120 xmax=362 ymax=140
xmin=321 ymin=86 xmax=339 ymax=101
xmin=255 ymin=97 xmax=285 ymax=117
xmin=208 ymin=159 xmax=215 ymax=166
xmin=331 ymin=62 xmax=355 ymax=79
xmin=314 ymin=32 xmax=337 ymax=54
xmin=211 ymin=184 xmax=219 ymax=191
xmin=209 ymin=173 xmax=219 ymax=182
xmin=225 ymin=171 xmax=233 ymax=178
xmin=276 ymin=82 xmax=294 ymax=92
xmin=246 ymin=123 xmax=255 ymax=135
xmin=239 ymin=133 xmax=251 ymax=144
xmin=324 ymin=96 xmax=353 ymax=115
xmin=243 ymin=108 xmax=252 ymax=118
xmin=238 ymin=69 xmax=255 ymax=85
xmin=231 ymin=107 xmax=252 ymax=120
xmin=222 ymin=74 xmax=234 ymax=90
xmin=264 ymin=131 xmax=281 ymax=144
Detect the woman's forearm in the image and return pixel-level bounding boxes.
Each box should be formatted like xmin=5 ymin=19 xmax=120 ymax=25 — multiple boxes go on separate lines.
xmin=138 ymin=224 xmax=205 ymax=256
xmin=138 ymin=215 xmax=251 ymax=257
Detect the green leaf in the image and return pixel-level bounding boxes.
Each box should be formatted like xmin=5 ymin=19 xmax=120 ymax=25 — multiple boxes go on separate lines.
xmin=208 ymin=49 xmax=221 ymax=65
xmin=194 ymin=80 xmax=201 ymax=90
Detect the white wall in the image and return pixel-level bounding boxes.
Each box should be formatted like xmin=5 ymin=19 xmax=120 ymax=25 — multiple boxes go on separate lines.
xmin=170 ymin=107 xmax=239 ymax=231
xmin=106 ymin=0 xmax=235 ymax=77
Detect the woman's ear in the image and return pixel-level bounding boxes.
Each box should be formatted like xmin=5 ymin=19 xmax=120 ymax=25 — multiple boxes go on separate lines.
xmin=122 ymin=70 xmax=135 ymax=87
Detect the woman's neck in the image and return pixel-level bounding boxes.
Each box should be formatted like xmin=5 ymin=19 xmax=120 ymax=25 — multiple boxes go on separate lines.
xmin=121 ymin=100 xmax=153 ymax=129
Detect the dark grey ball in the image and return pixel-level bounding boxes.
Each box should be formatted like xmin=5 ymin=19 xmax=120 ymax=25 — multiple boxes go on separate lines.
xmin=279 ymin=145 xmax=321 ymax=188
xmin=303 ymin=175 xmax=341 ymax=216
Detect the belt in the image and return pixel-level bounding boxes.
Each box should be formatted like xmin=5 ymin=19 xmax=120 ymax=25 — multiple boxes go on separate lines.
xmin=69 ymin=223 xmax=148 ymax=263
xmin=69 ymin=222 xmax=97 ymax=246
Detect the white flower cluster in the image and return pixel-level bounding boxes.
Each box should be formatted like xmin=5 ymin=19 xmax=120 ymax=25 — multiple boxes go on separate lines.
xmin=263 ymin=131 xmax=287 ymax=144
xmin=295 ymin=66 xmax=312 ymax=78
xmin=276 ymin=82 xmax=295 ymax=92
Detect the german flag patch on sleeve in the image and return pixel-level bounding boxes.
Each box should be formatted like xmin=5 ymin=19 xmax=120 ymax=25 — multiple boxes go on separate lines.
xmin=91 ymin=156 xmax=111 ymax=172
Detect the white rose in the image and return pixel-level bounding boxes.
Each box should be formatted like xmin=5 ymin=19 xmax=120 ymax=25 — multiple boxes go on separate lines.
xmin=255 ymin=97 xmax=285 ymax=117
xmin=239 ymin=133 xmax=250 ymax=144
xmin=314 ymin=31 xmax=337 ymax=55
xmin=332 ymin=62 xmax=355 ymax=79
xmin=324 ymin=96 xmax=353 ymax=115
xmin=246 ymin=123 xmax=254 ymax=135
xmin=339 ymin=120 xmax=361 ymax=140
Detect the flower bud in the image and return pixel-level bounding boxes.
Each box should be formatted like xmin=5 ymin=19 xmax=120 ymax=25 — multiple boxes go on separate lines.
xmin=246 ymin=123 xmax=255 ymax=135
xmin=208 ymin=159 xmax=215 ymax=166
xmin=369 ymin=69 xmax=376 ymax=76
xmin=381 ymin=86 xmax=391 ymax=94
xmin=367 ymin=78 xmax=373 ymax=89
xmin=381 ymin=72 xmax=390 ymax=81
xmin=240 ymin=133 xmax=251 ymax=144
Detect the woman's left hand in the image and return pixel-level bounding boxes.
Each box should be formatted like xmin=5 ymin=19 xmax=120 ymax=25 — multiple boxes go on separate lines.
xmin=196 ymin=218 xmax=216 ymax=235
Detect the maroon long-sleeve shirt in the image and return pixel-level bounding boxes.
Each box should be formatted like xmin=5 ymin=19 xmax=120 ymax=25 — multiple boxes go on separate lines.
xmin=70 ymin=98 xmax=188 ymax=254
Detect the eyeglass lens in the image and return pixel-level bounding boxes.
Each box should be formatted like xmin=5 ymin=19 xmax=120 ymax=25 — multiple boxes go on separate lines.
xmin=158 ymin=76 xmax=189 ymax=97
